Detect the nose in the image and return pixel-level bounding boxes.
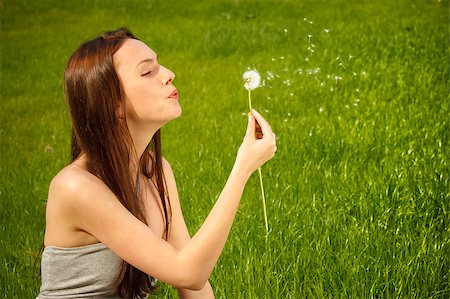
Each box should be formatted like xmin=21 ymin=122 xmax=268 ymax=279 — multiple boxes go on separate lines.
xmin=162 ymin=66 xmax=175 ymax=85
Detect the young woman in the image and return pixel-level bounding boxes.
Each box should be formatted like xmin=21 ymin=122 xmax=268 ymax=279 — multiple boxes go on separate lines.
xmin=37 ymin=27 xmax=276 ymax=299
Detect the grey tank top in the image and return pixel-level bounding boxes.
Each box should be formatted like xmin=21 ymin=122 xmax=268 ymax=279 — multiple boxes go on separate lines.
xmin=37 ymin=243 xmax=122 ymax=298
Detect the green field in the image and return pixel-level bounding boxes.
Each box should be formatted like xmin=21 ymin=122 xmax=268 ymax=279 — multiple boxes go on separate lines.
xmin=1 ymin=0 xmax=449 ymax=298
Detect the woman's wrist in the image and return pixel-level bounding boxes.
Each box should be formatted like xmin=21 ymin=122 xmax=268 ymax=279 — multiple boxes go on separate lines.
xmin=231 ymin=160 xmax=253 ymax=182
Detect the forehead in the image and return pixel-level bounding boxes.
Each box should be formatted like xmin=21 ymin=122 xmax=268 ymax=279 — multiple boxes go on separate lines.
xmin=113 ymin=39 xmax=156 ymax=70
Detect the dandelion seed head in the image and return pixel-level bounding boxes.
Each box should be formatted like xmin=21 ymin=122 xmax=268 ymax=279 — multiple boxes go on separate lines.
xmin=242 ymin=70 xmax=261 ymax=90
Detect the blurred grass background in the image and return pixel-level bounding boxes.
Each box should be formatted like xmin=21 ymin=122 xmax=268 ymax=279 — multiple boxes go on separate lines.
xmin=1 ymin=0 xmax=449 ymax=297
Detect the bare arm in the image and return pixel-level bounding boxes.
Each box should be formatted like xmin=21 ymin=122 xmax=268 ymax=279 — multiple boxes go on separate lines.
xmin=163 ymin=159 xmax=214 ymax=298
xmin=54 ymin=109 xmax=275 ymax=291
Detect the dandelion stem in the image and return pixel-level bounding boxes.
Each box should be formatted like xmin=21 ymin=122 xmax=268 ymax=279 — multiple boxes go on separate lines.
xmin=247 ymin=88 xmax=268 ymax=239
xmin=258 ymin=168 xmax=268 ymax=239
xmin=248 ymin=89 xmax=252 ymax=110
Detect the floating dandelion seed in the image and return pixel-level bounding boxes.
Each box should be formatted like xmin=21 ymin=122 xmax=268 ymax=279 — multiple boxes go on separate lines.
xmin=338 ymin=62 xmax=347 ymax=69
xmin=266 ymin=71 xmax=275 ymax=80
xmin=348 ymin=54 xmax=355 ymax=60
xmin=295 ymin=68 xmax=303 ymax=75
xmin=303 ymin=17 xmax=314 ymax=24
xmin=334 ymin=76 xmax=342 ymax=83
xmin=280 ymin=56 xmax=285 ymax=60
xmin=323 ymin=28 xmax=330 ymax=33
xmin=307 ymin=34 xmax=313 ymax=43
xmin=319 ymin=107 xmax=324 ymax=113
xmin=271 ymin=57 xmax=276 ymax=62
xmin=307 ymin=68 xmax=320 ymax=75
xmin=283 ymin=79 xmax=291 ymax=87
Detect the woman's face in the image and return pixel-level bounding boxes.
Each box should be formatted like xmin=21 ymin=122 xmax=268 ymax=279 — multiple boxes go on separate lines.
xmin=113 ymin=39 xmax=181 ymax=127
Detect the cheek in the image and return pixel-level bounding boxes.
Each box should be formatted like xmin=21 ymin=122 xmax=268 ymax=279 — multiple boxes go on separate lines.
xmin=123 ymin=87 xmax=161 ymax=120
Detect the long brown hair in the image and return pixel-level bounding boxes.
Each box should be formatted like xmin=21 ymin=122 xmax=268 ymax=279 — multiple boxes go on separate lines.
xmin=64 ymin=27 xmax=171 ymax=298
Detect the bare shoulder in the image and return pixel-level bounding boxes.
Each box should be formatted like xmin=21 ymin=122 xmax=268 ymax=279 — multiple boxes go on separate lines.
xmin=49 ymin=164 xmax=109 ymax=204
xmin=45 ymin=163 xmax=117 ymax=246
xmin=161 ymin=156 xmax=174 ymax=175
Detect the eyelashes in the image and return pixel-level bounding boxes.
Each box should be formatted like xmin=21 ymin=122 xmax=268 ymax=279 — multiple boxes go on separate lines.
xmin=140 ymin=64 xmax=160 ymax=77
xmin=141 ymin=71 xmax=152 ymax=77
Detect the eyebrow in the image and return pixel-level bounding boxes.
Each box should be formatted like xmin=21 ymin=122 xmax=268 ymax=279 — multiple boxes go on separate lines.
xmin=135 ymin=55 xmax=158 ymax=69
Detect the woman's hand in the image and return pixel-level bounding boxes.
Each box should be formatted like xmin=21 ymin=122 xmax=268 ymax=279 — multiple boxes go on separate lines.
xmin=235 ymin=109 xmax=277 ymax=176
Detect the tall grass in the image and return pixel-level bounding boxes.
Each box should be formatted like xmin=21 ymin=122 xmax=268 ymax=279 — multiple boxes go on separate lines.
xmin=1 ymin=0 xmax=449 ymax=297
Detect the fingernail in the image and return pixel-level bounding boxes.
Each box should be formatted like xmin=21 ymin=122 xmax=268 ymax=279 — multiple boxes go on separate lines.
xmin=248 ymin=114 xmax=252 ymax=122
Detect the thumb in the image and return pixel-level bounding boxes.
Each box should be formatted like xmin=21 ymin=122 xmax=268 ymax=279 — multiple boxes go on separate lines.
xmin=245 ymin=113 xmax=256 ymax=139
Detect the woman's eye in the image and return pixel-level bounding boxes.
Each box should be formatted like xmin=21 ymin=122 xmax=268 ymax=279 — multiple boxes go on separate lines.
xmin=141 ymin=71 xmax=152 ymax=77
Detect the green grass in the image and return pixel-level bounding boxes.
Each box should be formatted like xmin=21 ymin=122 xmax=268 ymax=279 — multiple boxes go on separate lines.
xmin=1 ymin=0 xmax=449 ymax=298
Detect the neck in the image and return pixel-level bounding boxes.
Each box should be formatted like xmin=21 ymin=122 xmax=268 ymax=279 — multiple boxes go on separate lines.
xmin=128 ymin=121 xmax=160 ymax=174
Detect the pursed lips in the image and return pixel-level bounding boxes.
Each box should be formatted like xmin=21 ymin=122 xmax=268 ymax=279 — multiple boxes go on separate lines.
xmin=168 ymin=89 xmax=178 ymax=99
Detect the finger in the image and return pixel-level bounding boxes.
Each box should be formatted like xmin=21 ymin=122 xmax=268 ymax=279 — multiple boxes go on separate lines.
xmin=245 ymin=113 xmax=256 ymax=138
xmin=251 ymin=109 xmax=273 ymax=136
xmin=255 ymin=121 xmax=263 ymax=139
